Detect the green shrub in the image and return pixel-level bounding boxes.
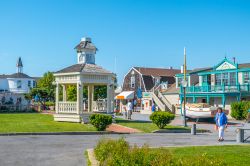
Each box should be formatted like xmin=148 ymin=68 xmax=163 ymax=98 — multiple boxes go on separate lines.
xmin=94 ymin=138 xmax=226 ymax=166
xmin=150 ymin=111 xmax=175 ymax=129
xmin=231 ymin=101 xmax=250 ymax=120
xmin=89 ymin=114 xmax=112 ymax=131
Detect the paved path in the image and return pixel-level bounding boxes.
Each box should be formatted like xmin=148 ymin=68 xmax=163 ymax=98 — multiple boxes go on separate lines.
xmin=106 ymin=124 xmax=141 ymax=133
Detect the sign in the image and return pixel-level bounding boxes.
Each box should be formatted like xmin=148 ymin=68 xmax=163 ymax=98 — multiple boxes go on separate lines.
xmin=142 ymin=92 xmax=152 ymax=98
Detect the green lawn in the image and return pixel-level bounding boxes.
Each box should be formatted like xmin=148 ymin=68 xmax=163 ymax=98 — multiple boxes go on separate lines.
xmin=167 ymin=145 xmax=250 ymax=166
xmin=0 ymin=113 xmax=96 ymax=133
xmin=115 ymin=118 xmax=189 ymax=132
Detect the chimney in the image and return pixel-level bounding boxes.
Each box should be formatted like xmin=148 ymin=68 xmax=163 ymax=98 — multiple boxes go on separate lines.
xmin=181 ymin=65 xmax=184 ymax=73
xmin=233 ymin=57 xmax=236 ymax=64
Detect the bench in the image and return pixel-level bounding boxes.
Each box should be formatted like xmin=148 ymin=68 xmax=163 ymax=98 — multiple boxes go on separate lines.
xmin=236 ymin=128 xmax=250 ymax=143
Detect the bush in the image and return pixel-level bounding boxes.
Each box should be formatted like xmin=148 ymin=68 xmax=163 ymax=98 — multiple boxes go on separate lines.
xmin=231 ymin=101 xmax=250 ymax=120
xmin=89 ymin=114 xmax=112 ymax=131
xmin=94 ymin=138 xmax=226 ymax=166
xmin=150 ymin=111 xmax=175 ymax=129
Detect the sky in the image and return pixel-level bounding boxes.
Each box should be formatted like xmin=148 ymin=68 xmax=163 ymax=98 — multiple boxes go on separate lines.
xmin=0 ymin=0 xmax=250 ymax=85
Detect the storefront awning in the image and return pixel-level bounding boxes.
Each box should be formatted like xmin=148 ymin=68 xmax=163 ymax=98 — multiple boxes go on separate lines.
xmin=115 ymin=91 xmax=134 ymax=100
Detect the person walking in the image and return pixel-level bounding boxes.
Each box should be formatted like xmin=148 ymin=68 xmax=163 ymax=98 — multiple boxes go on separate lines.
xmin=214 ymin=107 xmax=228 ymax=142
xmin=127 ymin=100 xmax=133 ymax=120
xmin=151 ymin=102 xmax=156 ymax=113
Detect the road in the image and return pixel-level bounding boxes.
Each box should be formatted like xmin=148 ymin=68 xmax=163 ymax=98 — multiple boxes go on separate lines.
xmin=0 ymin=131 xmax=242 ymax=166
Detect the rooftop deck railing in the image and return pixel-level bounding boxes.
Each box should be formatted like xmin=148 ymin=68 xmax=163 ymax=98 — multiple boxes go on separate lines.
xmin=181 ymin=84 xmax=250 ymax=93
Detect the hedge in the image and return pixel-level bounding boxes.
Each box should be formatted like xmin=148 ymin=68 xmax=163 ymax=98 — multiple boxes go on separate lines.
xmin=94 ymin=138 xmax=226 ymax=166
xmin=89 ymin=114 xmax=112 ymax=131
xmin=231 ymin=101 xmax=250 ymax=120
xmin=150 ymin=111 xmax=175 ymax=129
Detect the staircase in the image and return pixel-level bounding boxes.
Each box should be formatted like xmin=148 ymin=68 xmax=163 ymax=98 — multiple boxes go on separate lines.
xmin=150 ymin=87 xmax=174 ymax=113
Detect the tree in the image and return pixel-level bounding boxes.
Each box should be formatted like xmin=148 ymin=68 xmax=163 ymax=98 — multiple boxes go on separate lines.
xmin=67 ymin=85 xmax=77 ymax=101
xmin=36 ymin=71 xmax=55 ymax=101
xmin=25 ymin=71 xmax=55 ymax=109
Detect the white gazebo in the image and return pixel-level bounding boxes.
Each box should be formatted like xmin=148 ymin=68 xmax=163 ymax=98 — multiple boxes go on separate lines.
xmin=53 ymin=37 xmax=116 ymax=122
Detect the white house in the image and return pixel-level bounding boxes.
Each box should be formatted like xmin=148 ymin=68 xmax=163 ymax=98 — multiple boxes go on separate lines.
xmin=0 ymin=57 xmax=38 ymax=105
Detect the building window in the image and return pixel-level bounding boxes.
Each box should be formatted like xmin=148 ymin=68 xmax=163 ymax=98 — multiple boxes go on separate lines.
xmin=229 ymin=72 xmax=236 ymax=85
xmin=177 ymin=77 xmax=182 ymax=87
xmin=130 ymin=76 xmax=135 ymax=88
xmin=33 ymin=81 xmax=36 ymax=87
xmin=17 ymin=80 xmax=22 ymax=89
xmin=244 ymin=72 xmax=250 ymax=84
xmin=215 ymin=72 xmax=236 ymax=86
xmin=28 ymin=80 xmax=31 ymax=87
xmin=222 ymin=73 xmax=229 ymax=85
xmin=215 ymin=73 xmax=221 ymax=85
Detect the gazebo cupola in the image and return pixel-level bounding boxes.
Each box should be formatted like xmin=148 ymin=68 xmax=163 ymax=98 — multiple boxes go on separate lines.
xmin=75 ymin=37 xmax=97 ymax=64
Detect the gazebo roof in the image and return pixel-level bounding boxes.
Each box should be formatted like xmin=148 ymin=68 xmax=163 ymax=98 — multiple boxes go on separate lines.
xmin=74 ymin=40 xmax=97 ymax=52
xmin=55 ymin=63 xmax=113 ymax=74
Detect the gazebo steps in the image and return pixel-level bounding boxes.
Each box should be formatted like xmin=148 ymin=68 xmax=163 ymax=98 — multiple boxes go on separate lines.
xmin=54 ymin=114 xmax=81 ymax=123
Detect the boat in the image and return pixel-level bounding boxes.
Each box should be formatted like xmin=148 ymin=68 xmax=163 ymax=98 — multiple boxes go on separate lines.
xmin=184 ymin=103 xmax=229 ymax=118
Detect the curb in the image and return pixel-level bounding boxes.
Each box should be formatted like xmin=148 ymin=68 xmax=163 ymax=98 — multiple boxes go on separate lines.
xmin=87 ymin=148 xmax=99 ymax=166
xmin=0 ymin=131 xmax=131 ymax=136
xmin=152 ymin=129 xmax=211 ymax=133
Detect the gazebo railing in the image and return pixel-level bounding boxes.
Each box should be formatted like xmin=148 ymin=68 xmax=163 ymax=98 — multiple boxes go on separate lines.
xmin=58 ymin=102 xmax=77 ymax=114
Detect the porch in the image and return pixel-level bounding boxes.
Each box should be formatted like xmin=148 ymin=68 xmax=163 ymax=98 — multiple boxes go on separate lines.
xmin=181 ymin=84 xmax=250 ymax=93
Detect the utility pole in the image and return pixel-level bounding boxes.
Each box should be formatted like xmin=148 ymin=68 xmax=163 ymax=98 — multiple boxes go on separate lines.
xmin=182 ymin=47 xmax=188 ymax=127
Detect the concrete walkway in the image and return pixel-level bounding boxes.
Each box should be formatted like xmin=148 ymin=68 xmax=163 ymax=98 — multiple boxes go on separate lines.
xmin=106 ymin=124 xmax=141 ymax=133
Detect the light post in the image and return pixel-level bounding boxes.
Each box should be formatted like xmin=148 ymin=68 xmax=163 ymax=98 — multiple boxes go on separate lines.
xmin=182 ymin=47 xmax=188 ymax=127
xmin=182 ymin=79 xmax=188 ymax=127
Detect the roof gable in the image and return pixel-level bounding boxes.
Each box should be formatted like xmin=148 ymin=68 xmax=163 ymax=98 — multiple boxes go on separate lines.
xmin=214 ymin=58 xmax=237 ymax=71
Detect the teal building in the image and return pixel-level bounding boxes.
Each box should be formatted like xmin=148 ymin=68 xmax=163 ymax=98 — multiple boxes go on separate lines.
xmin=176 ymin=58 xmax=250 ymax=113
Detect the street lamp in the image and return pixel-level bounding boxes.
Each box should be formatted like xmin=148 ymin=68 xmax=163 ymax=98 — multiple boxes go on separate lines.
xmin=182 ymin=79 xmax=188 ymax=127
xmin=182 ymin=47 xmax=188 ymax=127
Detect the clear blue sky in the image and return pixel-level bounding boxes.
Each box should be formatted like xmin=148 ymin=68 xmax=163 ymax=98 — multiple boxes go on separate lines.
xmin=0 ymin=0 xmax=250 ymax=85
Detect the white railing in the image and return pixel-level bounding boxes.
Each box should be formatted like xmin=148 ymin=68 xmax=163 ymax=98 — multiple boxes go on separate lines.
xmin=58 ymin=102 xmax=77 ymax=114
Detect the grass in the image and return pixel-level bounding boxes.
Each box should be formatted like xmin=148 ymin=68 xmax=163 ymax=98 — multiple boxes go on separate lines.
xmin=167 ymin=145 xmax=250 ymax=166
xmin=115 ymin=118 xmax=189 ymax=132
xmin=0 ymin=113 xmax=96 ymax=133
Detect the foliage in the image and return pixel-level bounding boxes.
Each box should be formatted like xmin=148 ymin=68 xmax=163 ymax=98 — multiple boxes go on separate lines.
xmin=0 ymin=113 xmax=96 ymax=133
xmin=25 ymin=72 xmax=55 ymax=109
xmin=67 ymin=85 xmax=77 ymax=101
xmin=94 ymin=86 xmax=107 ymax=100
xmin=66 ymin=85 xmax=107 ymax=101
xmin=150 ymin=111 xmax=175 ymax=129
xmin=89 ymin=114 xmax=112 ymax=131
xmin=231 ymin=101 xmax=250 ymax=120
xmin=94 ymin=138 xmax=227 ymax=166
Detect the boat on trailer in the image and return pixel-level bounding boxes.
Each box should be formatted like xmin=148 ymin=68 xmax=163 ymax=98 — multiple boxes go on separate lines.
xmin=185 ymin=103 xmax=229 ymax=118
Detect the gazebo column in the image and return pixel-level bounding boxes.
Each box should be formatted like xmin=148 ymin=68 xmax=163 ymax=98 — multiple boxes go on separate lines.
xmin=55 ymin=83 xmax=59 ymax=114
xmin=88 ymin=84 xmax=94 ymax=112
xmin=107 ymin=84 xmax=114 ymax=113
xmin=77 ymin=82 xmax=83 ymax=114
xmin=62 ymin=85 xmax=67 ymax=101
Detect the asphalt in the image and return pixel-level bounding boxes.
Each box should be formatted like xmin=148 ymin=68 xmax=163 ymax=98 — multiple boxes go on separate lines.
xmin=0 ymin=113 xmax=249 ymax=166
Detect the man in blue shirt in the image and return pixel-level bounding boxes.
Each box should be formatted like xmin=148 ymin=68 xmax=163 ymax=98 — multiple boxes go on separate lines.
xmin=214 ymin=107 xmax=228 ymax=141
